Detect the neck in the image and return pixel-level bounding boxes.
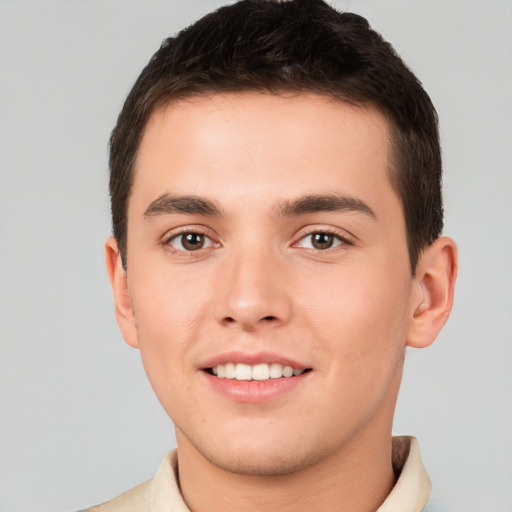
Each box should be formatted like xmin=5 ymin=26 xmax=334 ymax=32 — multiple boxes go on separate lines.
xmin=176 ymin=425 xmax=395 ymax=512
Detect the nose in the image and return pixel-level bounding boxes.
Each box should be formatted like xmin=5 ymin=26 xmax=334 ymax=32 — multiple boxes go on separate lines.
xmin=214 ymin=246 xmax=292 ymax=331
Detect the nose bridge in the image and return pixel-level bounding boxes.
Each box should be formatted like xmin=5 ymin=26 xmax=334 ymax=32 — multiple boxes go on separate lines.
xmin=215 ymin=239 xmax=291 ymax=329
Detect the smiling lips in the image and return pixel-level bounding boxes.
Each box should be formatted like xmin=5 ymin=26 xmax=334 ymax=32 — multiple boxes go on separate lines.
xmin=202 ymin=356 xmax=311 ymax=402
xmin=209 ymin=362 xmax=308 ymax=381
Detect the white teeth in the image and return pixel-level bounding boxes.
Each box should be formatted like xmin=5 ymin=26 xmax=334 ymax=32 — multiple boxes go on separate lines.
xmin=225 ymin=362 xmax=236 ymax=379
xmin=269 ymin=363 xmax=283 ymax=378
xmin=282 ymin=366 xmax=293 ymax=378
xmin=235 ymin=363 xmax=252 ymax=381
xmin=252 ymin=363 xmax=270 ymax=381
xmin=210 ymin=363 xmax=306 ymax=381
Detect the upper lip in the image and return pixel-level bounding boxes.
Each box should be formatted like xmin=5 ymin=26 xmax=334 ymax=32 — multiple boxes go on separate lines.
xmin=199 ymin=351 xmax=310 ymax=370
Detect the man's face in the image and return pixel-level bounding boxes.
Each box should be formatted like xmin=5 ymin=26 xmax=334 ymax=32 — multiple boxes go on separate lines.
xmin=121 ymin=92 xmax=416 ymax=475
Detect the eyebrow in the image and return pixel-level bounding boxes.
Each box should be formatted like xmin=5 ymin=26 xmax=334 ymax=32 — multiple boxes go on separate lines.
xmin=144 ymin=194 xmax=222 ymax=218
xmin=277 ymin=194 xmax=376 ymax=219
xmin=143 ymin=193 xmax=376 ymax=220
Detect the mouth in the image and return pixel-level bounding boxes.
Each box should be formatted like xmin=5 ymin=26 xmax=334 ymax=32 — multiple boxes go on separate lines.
xmin=204 ymin=363 xmax=312 ymax=381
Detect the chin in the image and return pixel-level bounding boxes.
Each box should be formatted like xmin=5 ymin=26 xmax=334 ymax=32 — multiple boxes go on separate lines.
xmin=198 ymin=438 xmax=323 ymax=477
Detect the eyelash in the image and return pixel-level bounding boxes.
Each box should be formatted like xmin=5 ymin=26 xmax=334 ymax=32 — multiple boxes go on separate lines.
xmin=163 ymin=227 xmax=352 ymax=255
xmin=294 ymin=229 xmax=352 ymax=252
xmin=164 ymin=228 xmax=217 ymax=254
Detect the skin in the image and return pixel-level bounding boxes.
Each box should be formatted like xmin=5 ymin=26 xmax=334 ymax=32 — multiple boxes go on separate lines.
xmin=106 ymin=92 xmax=457 ymax=512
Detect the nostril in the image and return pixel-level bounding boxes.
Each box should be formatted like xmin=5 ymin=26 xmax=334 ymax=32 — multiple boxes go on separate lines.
xmin=220 ymin=314 xmax=280 ymax=327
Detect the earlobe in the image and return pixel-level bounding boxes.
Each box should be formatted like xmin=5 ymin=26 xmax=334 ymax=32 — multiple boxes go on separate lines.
xmin=105 ymin=236 xmax=139 ymax=349
xmin=406 ymin=236 xmax=458 ymax=349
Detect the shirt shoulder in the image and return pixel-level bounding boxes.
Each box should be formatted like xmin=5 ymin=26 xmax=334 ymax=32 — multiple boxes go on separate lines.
xmin=76 ymin=450 xmax=187 ymax=512
xmin=77 ymin=479 xmax=152 ymax=512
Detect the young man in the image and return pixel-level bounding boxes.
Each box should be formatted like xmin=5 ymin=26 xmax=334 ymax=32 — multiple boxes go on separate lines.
xmin=87 ymin=0 xmax=457 ymax=510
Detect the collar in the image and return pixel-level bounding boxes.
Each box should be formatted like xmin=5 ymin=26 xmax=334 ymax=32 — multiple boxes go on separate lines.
xmin=377 ymin=436 xmax=431 ymax=511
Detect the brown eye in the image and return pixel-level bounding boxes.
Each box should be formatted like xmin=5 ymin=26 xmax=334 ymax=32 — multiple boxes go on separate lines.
xmin=182 ymin=233 xmax=205 ymax=250
xmin=168 ymin=232 xmax=212 ymax=251
xmin=311 ymin=233 xmax=335 ymax=249
xmin=297 ymin=232 xmax=345 ymax=250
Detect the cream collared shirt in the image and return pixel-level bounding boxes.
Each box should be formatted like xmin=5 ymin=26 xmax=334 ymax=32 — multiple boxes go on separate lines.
xmin=81 ymin=436 xmax=431 ymax=512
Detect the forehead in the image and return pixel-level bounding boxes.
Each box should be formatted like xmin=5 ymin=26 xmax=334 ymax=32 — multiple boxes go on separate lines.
xmin=131 ymin=92 xmax=399 ymax=221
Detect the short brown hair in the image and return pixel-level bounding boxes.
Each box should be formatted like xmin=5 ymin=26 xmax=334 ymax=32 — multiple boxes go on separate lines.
xmin=109 ymin=0 xmax=443 ymax=272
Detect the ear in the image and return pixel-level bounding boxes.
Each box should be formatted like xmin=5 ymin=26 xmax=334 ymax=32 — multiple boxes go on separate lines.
xmin=406 ymin=236 xmax=458 ymax=348
xmin=105 ymin=236 xmax=139 ymax=349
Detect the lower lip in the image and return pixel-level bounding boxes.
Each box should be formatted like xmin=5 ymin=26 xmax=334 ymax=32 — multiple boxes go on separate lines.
xmin=203 ymin=371 xmax=310 ymax=403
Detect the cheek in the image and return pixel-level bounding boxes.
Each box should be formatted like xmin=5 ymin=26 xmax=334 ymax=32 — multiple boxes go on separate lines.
xmin=130 ymin=261 xmax=210 ymax=332
xmin=297 ymin=261 xmax=412 ymax=367
xmin=127 ymin=267 xmax=211 ymax=389
xmin=132 ymin=285 xmax=199 ymax=418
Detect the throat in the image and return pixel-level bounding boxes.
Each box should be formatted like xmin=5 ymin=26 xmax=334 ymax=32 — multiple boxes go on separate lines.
xmin=174 ymin=428 xmax=396 ymax=512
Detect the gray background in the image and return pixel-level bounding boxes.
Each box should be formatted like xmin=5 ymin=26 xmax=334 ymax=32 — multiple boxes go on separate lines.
xmin=1 ymin=1 xmax=511 ymax=511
